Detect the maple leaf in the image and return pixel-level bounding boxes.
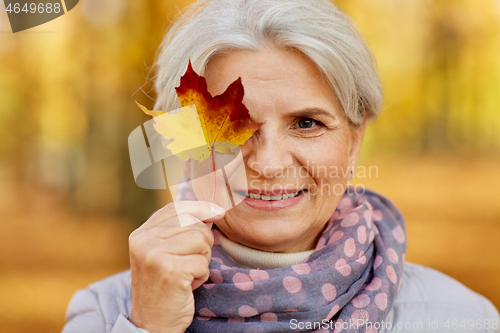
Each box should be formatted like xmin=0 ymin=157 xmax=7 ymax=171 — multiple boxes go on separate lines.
xmin=175 ymin=61 xmax=262 ymax=157
xmin=136 ymin=102 xmax=210 ymax=163
xmin=138 ymin=60 xmax=262 ymax=164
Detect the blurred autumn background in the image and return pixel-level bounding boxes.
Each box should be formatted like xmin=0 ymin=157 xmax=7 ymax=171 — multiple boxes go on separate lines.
xmin=0 ymin=0 xmax=499 ymax=332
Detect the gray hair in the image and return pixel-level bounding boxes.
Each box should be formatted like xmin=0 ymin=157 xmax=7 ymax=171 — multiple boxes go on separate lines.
xmin=153 ymin=0 xmax=383 ymax=125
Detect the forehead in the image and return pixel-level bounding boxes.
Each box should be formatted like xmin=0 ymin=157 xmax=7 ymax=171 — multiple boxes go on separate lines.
xmin=203 ymin=46 xmax=341 ymax=114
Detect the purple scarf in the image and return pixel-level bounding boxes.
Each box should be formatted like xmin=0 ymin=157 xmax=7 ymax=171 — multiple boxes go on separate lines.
xmin=175 ymin=185 xmax=407 ymax=333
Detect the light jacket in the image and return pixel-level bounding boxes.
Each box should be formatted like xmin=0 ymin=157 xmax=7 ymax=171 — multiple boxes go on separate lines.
xmin=62 ymin=262 xmax=500 ymax=333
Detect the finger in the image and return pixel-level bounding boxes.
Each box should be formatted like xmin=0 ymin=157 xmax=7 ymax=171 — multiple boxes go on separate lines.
xmin=161 ymin=230 xmax=212 ymax=260
xmin=143 ymin=201 xmax=226 ymax=229
xmin=154 ymin=215 xmax=215 ymax=248
xmin=172 ymin=254 xmax=210 ymax=286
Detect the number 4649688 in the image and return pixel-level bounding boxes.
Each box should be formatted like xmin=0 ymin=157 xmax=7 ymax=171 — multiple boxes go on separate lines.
xmin=6 ymin=2 xmax=62 ymax=14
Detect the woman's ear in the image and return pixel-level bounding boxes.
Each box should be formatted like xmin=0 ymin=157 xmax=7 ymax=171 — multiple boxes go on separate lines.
xmin=349 ymin=113 xmax=367 ymax=168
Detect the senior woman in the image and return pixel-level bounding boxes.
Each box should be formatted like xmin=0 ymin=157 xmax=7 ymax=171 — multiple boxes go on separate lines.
xmin=62 ymin=0 xmax=499 ymax=332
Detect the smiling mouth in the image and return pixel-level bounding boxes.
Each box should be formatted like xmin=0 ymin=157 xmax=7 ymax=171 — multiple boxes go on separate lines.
xmin=236 ymin=190 xmax=306 ymax=201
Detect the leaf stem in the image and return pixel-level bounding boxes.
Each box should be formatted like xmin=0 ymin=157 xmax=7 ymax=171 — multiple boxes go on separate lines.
xmin=210 ymin=145 xmax=216 ymax=204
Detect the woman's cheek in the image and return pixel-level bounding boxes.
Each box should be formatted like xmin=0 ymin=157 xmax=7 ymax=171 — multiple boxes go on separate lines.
xmin=300 ymin=134 xmax=350 ymax=177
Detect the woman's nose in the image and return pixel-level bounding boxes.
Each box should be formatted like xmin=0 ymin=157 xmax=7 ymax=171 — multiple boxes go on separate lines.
xmin=244 ymin=129 xmax=294 ymax=179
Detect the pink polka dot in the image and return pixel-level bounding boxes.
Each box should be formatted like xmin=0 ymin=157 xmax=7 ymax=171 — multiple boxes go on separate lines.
xmin=327 ymin=304 xmax=340 ymax=319
xmin=386 ymin=265 xmax=398 ymax=284
xmin=203 ymin=284 xmax=215 ymax=289
xmin=212 ymin=257 xmax=224 ymax=264
xmin=255 ymin=295 xmax=273 ymax=312
xmin=283 ymin=309 xmax=298 ymax=312
xmin=344 ymin=238 xmax=356 ymax=257
xmin=317 ymin=236 xmax=326 ymax=249
xmin=351 ymin=309 xmax=370 ymax=327
xmin=221 ymin=264 xmax=232 ymax=270
xmin=364 ymin=210 xmax=372 ymax=228
xmin=356 ymin=256 xmax=367 ymax=265
xmin=196 ymin=316 xmax=211 ymax=321
xmin=233 ymin=273 xmax=254 ymax=291
xmin=249 ymin=270 xmax=270 ymax=281
xmin=329 ymin=224 xmax=339 ymax=237
xmin=357 ymin=226 xmax=367 ymax=244
xmin=372 ymin=210 xmax=383 ymax=222
xmin=228 ymin=317 xmax=245 ymax=323
xmin=368 ymin=230 xmax=375 ymax=243
xmin=210 ymin=269 xmax=223 ymax=284
xmin=337 ymin=197 xmax=352 ymax=210
xmin=260 ymin=312 xmax=278 ymax=322
xmin=392 ymin=225 xmax=406 ymax=244
xmin=339 ymin=206 xmax=353 ymax=219
xmin=330 ymin=230 xmax=344 ymax=243
xmin=283 ymin=276 xmax=302 ymax=293
xmin=341 ymin=213 xmax=360 ymax=227
xmin=398 ymin=277 xmax=403 ymax=292
xmin=364 ymin=327 xmax=378 ymax=333
xmin=325 ymin=219 xmax=334 ymax=230
xmin=358 ymin=250 xmax=365 ymax=258
xmin=373 ymin=255 xmax=383 ymax=269
xmin=199 ymin=308 xmax=216 ymax=317
xmin=386 ymin=248 xmax=399 ymax=264
xmin=352 ymin=294 xmax=370 ymax=308
xmin=335 ymin=258 xmax=352 ymax=277
xmin=375 ymin=292 xmax=388 ymax=310
xmin=291 ymin=263 xmax=311 ymax=275
xmin=365 ymin=277 xmax=382 ymax=291
xmin=321 ymin=283 xmax=337 ymax=301
xmin=238 ymin=305 xmax=258 ymax=317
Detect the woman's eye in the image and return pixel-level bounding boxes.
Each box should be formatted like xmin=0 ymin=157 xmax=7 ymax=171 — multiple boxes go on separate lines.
xmin=296 ymin=118 xmax=319 ymax=129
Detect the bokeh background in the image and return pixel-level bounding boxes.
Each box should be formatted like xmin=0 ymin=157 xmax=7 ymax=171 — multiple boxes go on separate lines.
xmin=0 ymin=0 xmax=499 ymax=332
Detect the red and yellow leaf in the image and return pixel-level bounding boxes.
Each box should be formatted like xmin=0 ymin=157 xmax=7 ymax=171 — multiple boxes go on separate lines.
xmin=138 ymin=60 xmax=262 ymax=163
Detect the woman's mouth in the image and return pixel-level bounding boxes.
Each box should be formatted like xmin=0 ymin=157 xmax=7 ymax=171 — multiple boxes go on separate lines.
xmin=233 ymin=189 xmax=307 ymax=210
xmin=243 ymin=190 xmax=303 ymax=201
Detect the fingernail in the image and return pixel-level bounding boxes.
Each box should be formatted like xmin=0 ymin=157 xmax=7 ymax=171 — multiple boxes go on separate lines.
xmin=210 ymin=205 xmax=225 ymax=215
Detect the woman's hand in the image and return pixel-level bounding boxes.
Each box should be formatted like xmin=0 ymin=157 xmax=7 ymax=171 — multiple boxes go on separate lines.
xmin=128 ymin=201 xmax=226 ymax=333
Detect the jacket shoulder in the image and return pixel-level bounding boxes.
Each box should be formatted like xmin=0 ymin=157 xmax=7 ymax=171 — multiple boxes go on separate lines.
xmin=63 ymin=270 xmax=134 ymax=333
xmin=384 ymin=262 xmax=500 ymax=332
xmin=87 ymin=269 xmax=132 ymax=299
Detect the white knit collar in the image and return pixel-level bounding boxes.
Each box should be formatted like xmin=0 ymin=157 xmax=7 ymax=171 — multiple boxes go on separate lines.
xmin=213 ymin=229 xmax=314 ymax=270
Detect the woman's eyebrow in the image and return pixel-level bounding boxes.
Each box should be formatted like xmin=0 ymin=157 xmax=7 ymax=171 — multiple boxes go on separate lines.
xmin=287 ymin=108 xmax=336 ymax=120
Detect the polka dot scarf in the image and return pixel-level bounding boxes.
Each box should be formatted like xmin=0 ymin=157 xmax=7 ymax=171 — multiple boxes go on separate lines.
xmin=176 ymin=185 xmax=407 ymax=333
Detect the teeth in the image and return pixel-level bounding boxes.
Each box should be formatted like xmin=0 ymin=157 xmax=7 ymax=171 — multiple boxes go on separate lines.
xmin=245 ymin=191 xmax=302 ymax=200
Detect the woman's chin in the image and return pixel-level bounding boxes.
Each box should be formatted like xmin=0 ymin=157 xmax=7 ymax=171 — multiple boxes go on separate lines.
xmin=216 ymin=217 xmax=309 ymax=252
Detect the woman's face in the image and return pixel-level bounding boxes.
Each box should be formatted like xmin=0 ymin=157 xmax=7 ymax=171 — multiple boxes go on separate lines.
xmin=188 ymin=46 xmax=365 ymax=253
